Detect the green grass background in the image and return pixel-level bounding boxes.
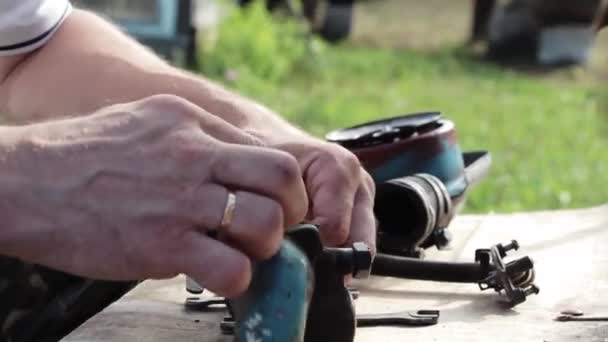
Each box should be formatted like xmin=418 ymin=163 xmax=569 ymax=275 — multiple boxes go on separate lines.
xmin=197 ymin=1 xmax=608 ymax=213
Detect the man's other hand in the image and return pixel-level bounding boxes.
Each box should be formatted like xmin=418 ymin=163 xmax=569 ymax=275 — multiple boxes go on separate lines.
xmin=0 ymin=95 xmax=309 ymax=298
xmin=275 ymin=139 xmax=377 ymax=254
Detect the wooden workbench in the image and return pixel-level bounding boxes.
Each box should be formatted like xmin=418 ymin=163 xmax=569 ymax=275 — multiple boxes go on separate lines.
xmin=63 ymin=205 xmax=608 ymax=342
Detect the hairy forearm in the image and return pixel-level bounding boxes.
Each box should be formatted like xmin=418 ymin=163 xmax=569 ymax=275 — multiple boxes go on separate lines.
xmin=0 ymin=9 xmax=307 ymax=143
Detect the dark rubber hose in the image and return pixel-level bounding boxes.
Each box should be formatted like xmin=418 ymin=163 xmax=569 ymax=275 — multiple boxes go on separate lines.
xmin=372 ymin=253 xmax=486 ymax=283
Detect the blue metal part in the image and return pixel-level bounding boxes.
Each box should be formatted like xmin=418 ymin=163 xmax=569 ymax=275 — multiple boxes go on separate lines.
xmin=327 ymin=113 xmax=491 ymax=257
xmin=114 ymin=0 xmax=179 ymax=40
xmin=231 ymin=240 xmax=313 ymax=342
xmin=368 ymin=140 xmax=467 ymax=198
xmin=78 ymin=0 xmax=196 ymax=64
xmin=327 ymin=115 xmax=470 ymax=199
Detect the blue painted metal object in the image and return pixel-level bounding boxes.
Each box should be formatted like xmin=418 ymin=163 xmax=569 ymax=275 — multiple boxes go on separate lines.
xmin=227 ymin=224 xmax=370 ymax=342
xmin=363 ymin=119 xmax=467 ymax=198
xmin=109 ymin=0 xmax=180 ymax=40
xmin=326 ymin=112 xmax=469 ymax=198
xmin=230 ymin=236 xmax=314 ymax=342
xmin=77 ymin=0 xmax=196 ymax=64
xmin=327 ymin=112 xmax=492 ymax=257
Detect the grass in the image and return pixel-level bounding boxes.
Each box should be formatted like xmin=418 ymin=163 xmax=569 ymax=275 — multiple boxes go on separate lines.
xmin=197 ymin=1 xmax=608 ymax=213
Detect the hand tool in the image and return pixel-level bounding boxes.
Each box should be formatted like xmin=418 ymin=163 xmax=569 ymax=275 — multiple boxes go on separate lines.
xmin=186 ymin=113 xmax=539 ymax=342
xmin=227 ymin=224 xmax=372 ymax=342
xmin=555 ymin=312 xmax=608 ymax=322
xmin=328 ymin=113 xmax=538 ymax=307
xmin=357 ymin=310 xmax=440 ymax=327
xmin=327 ymin=112 xmax=492 ymax=258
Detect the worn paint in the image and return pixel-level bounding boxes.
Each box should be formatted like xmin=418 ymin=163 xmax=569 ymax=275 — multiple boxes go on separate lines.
xmin=233 ymin=241 xmax=312 ymax=342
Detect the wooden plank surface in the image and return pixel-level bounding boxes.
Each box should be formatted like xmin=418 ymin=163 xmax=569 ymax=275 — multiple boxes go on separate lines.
xmin=63 ymin=205 xmax=608 ymax=342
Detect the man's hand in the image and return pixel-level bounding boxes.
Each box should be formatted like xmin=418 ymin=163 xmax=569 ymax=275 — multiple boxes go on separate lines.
xmin=275 ymin=139 xmax=377 ymax=253
xmin=0 ymin=7 xmax=377 ymax=260
xmin=0 ymin=95 xmax=309 ymax=298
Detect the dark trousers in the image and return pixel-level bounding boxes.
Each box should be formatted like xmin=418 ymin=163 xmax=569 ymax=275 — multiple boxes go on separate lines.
xmin=0 ymin=256 xmax=137 ymax=342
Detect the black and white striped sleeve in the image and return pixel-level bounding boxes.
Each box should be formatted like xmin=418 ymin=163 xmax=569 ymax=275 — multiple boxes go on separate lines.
xmin=0 ymin=0 xmax=72 ymax=56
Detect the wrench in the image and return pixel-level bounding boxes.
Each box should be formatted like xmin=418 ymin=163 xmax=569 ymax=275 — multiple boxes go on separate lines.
xmin=357 ymin=310 xmax=440 ymax=327
xmin=184 ymin=297 xmax=227 ymax=312
xmin=555 ymin=314 xmax=608 ymax=322
xmin=219 ymin=310 xmax=440 ymax=335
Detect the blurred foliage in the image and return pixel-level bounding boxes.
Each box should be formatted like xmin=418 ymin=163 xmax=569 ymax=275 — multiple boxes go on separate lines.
xmin=199 ymin=2 xmax=312 ymax=82
xmin=197 ymin=3 xmax=608 ymax=213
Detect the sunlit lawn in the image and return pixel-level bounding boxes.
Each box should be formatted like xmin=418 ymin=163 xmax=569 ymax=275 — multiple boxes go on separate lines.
xmin=198 ymin=1 xmax=608 ymax=213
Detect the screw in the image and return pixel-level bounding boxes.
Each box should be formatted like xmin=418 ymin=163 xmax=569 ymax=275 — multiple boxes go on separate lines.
xmin=503 ymin=240 xmax=520 ymax=252
xmin=498 ymin=240 xmax=520 ymax=257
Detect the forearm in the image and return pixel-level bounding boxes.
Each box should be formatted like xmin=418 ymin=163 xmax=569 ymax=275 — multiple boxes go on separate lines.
xmin=0 ymin=125 xmax=35 ymax=255
xmin=0 ymin=9 xmax=307 ymax=143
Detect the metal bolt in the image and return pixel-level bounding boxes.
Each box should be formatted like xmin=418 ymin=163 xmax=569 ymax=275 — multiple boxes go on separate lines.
xmin=352 ymin=242 xmax=373 ymax=279
xmin=503 ymin=240 xmax=520 ymax=253
xmin=325 ymin=242 xmax=373 ymax=278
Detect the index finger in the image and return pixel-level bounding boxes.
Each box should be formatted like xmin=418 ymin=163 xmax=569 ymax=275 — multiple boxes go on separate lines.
xmin=347 ymin=178 xmax=377 ymax=255
xmin=309 ymin=171 xmax=359 ymax=246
